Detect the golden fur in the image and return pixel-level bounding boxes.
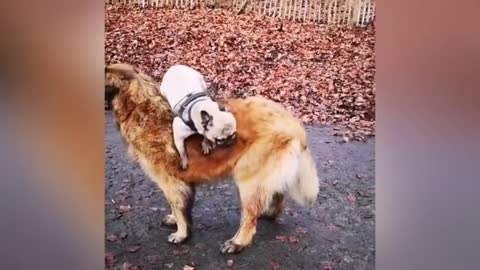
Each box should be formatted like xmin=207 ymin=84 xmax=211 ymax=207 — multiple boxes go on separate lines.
xmin=105 ymin=63 xmax=320 ymax=253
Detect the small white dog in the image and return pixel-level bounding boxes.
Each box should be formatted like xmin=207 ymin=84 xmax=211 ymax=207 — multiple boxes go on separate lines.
xmin=159 ymin=64 xmax=237 ymax=170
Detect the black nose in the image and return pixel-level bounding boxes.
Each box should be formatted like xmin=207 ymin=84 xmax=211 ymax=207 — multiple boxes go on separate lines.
xmin=224 ymin=133 xmax=237 ymax=146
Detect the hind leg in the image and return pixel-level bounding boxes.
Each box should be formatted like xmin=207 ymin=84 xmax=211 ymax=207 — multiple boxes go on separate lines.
xmin=220 ymin=182 xmax=270 ymax=254
xmin=261 ymin=193 xmax=284 ymax=220
xmin=153 ymin=175 xmax=195 ymax=244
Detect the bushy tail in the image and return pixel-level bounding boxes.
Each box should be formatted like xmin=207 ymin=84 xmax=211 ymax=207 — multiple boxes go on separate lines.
xmin=288 ymin=147 xmax=320 ymax=207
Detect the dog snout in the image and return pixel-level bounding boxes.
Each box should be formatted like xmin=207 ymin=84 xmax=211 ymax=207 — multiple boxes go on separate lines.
xmin=224 ymin=133 xmax=237 ymax=146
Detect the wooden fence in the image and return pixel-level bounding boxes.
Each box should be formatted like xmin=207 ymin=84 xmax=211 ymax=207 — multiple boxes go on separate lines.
xmin=106 ymin=0 xmax=375 ymax=26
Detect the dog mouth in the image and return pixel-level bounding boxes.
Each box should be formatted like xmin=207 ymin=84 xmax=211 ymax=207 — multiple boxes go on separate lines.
xmin=216 ymin=133 xmax=236 ymax=147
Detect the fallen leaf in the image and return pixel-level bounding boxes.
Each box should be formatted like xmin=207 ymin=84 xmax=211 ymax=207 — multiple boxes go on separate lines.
xmin=275 ymin=235 xmax=287 ymax=241
xmin=271 ymin=261 xmax=280 ymax=269
xmin=227 ymin=259 xmax=234 ymax=267
xmin=105 ymin=252 xmax=115 ymax=268
xmin=149 ymin=207 xmax=159 ymax=211
xmin=119 ymin=232 xmax=128 ymax=239
xmin=347 ymin=193 xmax=357 ymax=203
xmin=119 ymin=205 xmax=132 ymax=213
xmin=126 ymin=245 xmax=141 ymax=253
xmin=122 ymin=262 xmax=139 ymax=270
xmin=106 ymin=234 xmax=118 ymax=242
xmin=323 ymin=261 xmax=334 ymax=270
xmin=288 ymin=236 xmax=300 ymax=244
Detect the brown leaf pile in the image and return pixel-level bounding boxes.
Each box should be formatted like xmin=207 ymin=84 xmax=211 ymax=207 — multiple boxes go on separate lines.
xmin=105 ymin=5 xmax=375 ymax=141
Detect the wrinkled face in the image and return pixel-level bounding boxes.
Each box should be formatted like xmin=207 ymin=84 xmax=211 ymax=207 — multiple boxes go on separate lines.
xmin=201 ymin=111 xmax=237 ymax=147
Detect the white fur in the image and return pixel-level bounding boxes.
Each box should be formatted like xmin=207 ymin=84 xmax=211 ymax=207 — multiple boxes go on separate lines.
xmin=160 ymin=65 xmax=208 ymax=107
xmin=240 ymin=139 xmax=319 ymax=208
xmin=269 ymin=140 xmax=319 ymax=207
xmin=159 ymin=64 xmax=237 ymax=169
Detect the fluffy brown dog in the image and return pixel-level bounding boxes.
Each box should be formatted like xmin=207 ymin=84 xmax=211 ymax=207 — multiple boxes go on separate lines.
xmin=105 ymin=63 xmax=320 ymax=253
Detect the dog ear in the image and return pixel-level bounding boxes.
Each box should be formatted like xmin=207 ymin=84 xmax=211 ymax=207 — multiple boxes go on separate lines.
xmin=217 ymin=101 xmax=228 ymax=112
xmin=105 ymin=64 xmax=138 ymax=80
xmin=200 ymin=110 xmax=212 ymax=129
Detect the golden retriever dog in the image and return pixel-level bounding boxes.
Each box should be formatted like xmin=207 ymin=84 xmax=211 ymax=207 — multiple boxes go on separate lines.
xmin=105 ymin=63 xmax=320 ymax=253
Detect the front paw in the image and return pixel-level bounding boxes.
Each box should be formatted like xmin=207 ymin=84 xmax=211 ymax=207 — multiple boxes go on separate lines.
xmin=201 ymin=141 xmax=213 ymax=155
xmin=179 ymin=159 xmax=189 ymax=170
xmin=220 ymin=239 xmax=244 ymax=254
xmin=167 ymin=232 xmax=187 ymax=244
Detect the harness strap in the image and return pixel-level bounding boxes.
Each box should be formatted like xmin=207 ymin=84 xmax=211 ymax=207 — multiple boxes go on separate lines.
xmin=173 ymin=92 xmax=208 ymax=132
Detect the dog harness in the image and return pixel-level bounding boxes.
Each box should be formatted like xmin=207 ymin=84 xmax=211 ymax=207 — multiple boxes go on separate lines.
xmin=173 ymin=92 xmax=209 ymax=132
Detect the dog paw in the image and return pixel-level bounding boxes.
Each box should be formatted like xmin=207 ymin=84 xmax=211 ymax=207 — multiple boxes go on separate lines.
xmin=161 ymin=214 xmax=176 ymax=226
xmin=167 ymin=232 xmax=187 ymax=244
xmin=220 ymin=240 xmax=244 ymax=254
xmin=201 ymin=141 xmax=212 ymax=155
xmin=179 ymin=159 xmax=188 ymax=170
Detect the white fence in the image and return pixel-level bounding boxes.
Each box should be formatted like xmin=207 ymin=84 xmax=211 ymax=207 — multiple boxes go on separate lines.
xmin=106 ymin=0 xmax=375 ymax=26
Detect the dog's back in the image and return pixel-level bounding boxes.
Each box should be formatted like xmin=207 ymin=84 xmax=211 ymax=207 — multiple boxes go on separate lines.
xmin=160 ymin=65 xmax=208 ymax=107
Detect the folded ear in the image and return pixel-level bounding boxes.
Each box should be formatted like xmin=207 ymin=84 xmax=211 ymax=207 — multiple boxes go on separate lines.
xmin=105 ymin=63 xmax=138 ymax=80
xmin=200 ymin=110 xmax=212 ymax=129
xmin=217 ymin=101 xmax=229 ymax=112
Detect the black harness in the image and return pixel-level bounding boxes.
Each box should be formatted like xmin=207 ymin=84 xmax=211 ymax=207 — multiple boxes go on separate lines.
xmin=173 ymin=92 xmax=209 ymax=132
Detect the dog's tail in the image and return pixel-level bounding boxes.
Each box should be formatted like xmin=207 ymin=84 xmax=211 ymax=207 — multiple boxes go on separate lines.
xmin=288 ymin=142 xmax=320 ymax=207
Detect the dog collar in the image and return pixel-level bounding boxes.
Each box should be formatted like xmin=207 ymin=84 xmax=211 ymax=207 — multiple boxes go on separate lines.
xmin=173 ymin=92 xmax=209 ymax=132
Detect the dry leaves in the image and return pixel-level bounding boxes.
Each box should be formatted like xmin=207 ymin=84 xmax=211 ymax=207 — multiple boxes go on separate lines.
xmin=122 ymin=262 xmax=139 ymax=270
xmin=119 ymin=204 xmax=132 ymax=213
xmin=275 ymin=235 xmax=287 ymax=241
xmin=347 ymin=192 xmax=357 ymax=203
xmin=270 ymin=260 xmax=281 ymax=269
xmin=126 ymin=245 xmax=141 ymax=253
xmin=287 ymin=236 xmax=300 ymax=244
xmin=106 ymin=234 xmax=119 ymax=242
xmin=105 ymin=5 xmax=375 ymax=141
xmin=105 ymin=252 xmax=115 ymax=269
